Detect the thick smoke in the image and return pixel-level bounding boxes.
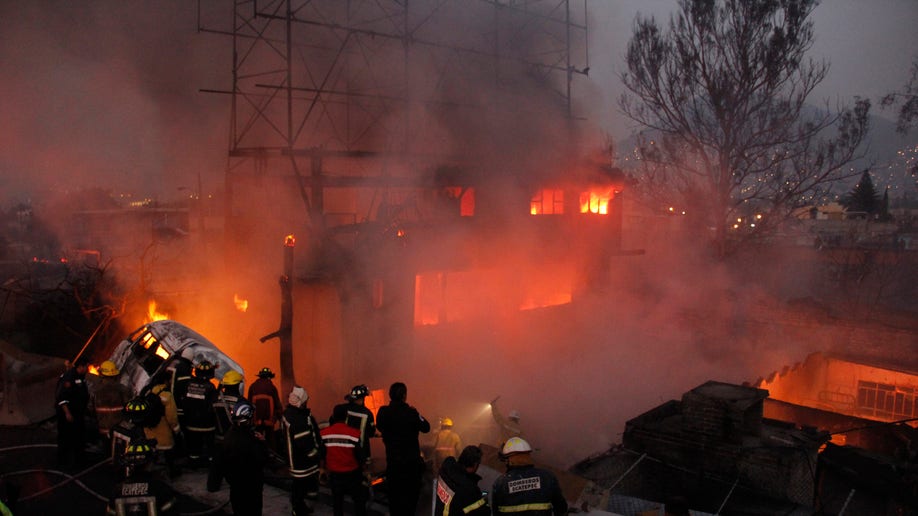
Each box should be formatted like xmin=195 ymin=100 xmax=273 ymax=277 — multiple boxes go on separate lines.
xmin=2 ymin=1 xmax=910 ymax=472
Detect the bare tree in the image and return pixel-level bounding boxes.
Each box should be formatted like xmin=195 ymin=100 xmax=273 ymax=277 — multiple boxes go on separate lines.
xmin=881 ymin=56 xmax=918 ymax=135
xmin=619 ymin=0 xmax=870 ymax=257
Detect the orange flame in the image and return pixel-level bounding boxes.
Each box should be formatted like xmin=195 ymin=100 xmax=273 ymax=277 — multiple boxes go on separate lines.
xmin=579 ymin=187 xmax=615 ymax=215
xmin=530 ymin=188 xmax=564 ymax=215
xmin=147 ymin=300 xmax=169 ymax=322
xmin=234 ymin=294 xmax=249 ymax=313
xmin=88 ymin=364 xmax=100 ymax=376
xmin=284 ymin=234 xmax=296 ymax=247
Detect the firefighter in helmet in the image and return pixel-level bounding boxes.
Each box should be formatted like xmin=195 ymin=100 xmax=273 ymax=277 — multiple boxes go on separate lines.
xmin=110 ymin=396 xmax=154 ymax=466
xmin=178 ymin=360 xmax=218 ymax=466
xmin=106 ymin=438 xmax=177 ymax=515
xmin=90 ymin=360 xmax=133 ymax=453
xmin=491 ymin=437 xmax=567 ymax=516
xmin=143 ymin=371 xmax=181 ymax=478
xmin=248 ymin=366 xmax=282 ymax=451
xmin=432 ymin=416 xmax=462 ymax=472
xmin=283 ymin=386 xmax=323 ymax=515
xmin=214 ymin=369 xmax=245 ymax=439
xmin=208 ymin=400 xmax=269 ymax=516
xmin=331 ymin=384 xmax=376 ymax=463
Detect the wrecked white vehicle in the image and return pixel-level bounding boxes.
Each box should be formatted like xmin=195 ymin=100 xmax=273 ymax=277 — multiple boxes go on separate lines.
xmin=109 ymin=320 xmax=244 ymax=396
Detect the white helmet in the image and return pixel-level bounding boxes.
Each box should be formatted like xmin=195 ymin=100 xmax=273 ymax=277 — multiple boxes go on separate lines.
xmin=501 ymin=437 xmax=532 ymax=456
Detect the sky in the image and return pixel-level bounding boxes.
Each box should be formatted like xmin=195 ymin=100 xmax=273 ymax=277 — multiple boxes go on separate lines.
xmin=0 ymin=1 xmax=915 ymax=204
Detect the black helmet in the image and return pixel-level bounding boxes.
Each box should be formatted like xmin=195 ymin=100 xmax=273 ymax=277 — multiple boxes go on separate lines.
xmin=121 ymin=439 xmax=156 ymax=467
xmin=233 ymin=400 xmax=255 ymax=426
xmin=257 ymin=367 xmax=275 ymax=379
xmin=124 ymin=397 xmax=151 ymax=424
xmin=347 ymin=384 xmax=369 ymax=401
xmin=194 ymin=360 xmax=215 ymax=380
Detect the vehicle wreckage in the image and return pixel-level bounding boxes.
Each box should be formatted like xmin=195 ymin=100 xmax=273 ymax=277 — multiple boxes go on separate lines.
xmin=108 ymin=319 xmax=245 ymax=396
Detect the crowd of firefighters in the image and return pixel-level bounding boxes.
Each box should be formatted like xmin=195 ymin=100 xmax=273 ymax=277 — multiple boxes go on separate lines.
xmin=46 ymin=356 xmax=567 ymax=516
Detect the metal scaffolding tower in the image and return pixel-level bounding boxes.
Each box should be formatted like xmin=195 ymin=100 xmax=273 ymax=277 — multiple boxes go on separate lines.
xmin=197 ymin=0 xmax=591 ymax=236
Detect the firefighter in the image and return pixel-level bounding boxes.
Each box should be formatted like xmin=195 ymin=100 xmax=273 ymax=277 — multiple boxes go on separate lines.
xmin=106 ymin=438 xmax=177 ymax=516
xmin=490 ymin=396 xmax=523 ymax=445
xmin=208 ymin=400 xmax=269 ymax=516
xmin=179 ymin=360 xmax=218 ymax=467
xmin=214 ymin=369 xmax=245 ymax=439
xmin=376 ymin=381 xmax=431 ymax=516
xmin=248 ymin=367 xmax=282 ymax=451
xmin=491 ymin=437 xmax=567 ymax=516
xmin=90 ymin=360 xmax=133 ymax=452
xmin=55 ymin=356 xmax=90 ymax=468
xmin=143 ymin=371 xmax=181 ymax=478
xmin=168 ymin=357 xmax=193 ymax=423
xmin=434 ymin=445 xmax=488 ymax=516
xmin=432 ymin=417 xmax=462 ymax=473
xmin=330 ymin=384 xmax=376 ymax=463
xmin=320 ymin=404 xmax=368 ymax=516
xmin=283 ymin=386 xmax=323 ymax=515
xmin=111 ymin=397 xmax=156 ymax=467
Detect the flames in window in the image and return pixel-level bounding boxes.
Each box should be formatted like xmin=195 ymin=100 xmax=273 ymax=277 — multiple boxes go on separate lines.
xmin=414 ymin=268 xmax=572 ymax=326
xmin=444 ymin=187 xmax=476 ymax=217
xmin=531 ymin=188 xmax=564 ymax=215
xmin=579 ymin=186 xmax=616 ymax=215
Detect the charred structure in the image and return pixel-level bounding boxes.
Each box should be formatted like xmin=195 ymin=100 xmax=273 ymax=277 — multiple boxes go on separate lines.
xmin=194 ymin=1 xmax=616 ymax=394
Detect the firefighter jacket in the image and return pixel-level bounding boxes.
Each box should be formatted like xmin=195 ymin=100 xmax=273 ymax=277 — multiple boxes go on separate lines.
xmin=490 ymin=465 xmax=567 ymax=516
xmin=143 ymin=384 xmax=180 ymax=451
xmin=213 ymin=386 xmax=243 ymax=437
xmin=331 ymin=401 xmax=376 ymax=458
xmin=434 ymin=456 xmax=488 ymax=516
xmin=283 ymin=404 xmax=323 ymax=478
xmin=319 ymin=421 xmax=363 ymax=473
xmin=179 ymin=377 xmax=217 ymax=432
xmin=106 ymin=470 xmax=177 ymax=516
xmin=248 ymin=377 xmax=282 ymax=429
xmin=56 ymin=366 xmax=90 ymax=419
xmin=207 ymin=424 xmax=268 ymax=491
xmin=433 ymin=428 xmax=462 ymax=468
xmin=91 ymin=376 xmax=133 ymax=436
xmin=167 ymin=359 xmax=192 ymax=418
xmin=376 ymin=399 xmax=430 ymax=467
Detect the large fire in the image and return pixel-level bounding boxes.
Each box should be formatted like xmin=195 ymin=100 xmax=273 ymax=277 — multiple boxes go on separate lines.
xmin=146 ymin=300 xmax=169 ymax=322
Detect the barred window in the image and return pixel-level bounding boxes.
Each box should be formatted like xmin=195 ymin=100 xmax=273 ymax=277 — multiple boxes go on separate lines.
xmin=857 ymin=381 xmax=915 ymax=420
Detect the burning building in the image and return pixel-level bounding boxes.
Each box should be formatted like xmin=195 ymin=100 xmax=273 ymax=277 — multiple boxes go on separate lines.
xmin=757 ymin=351 xmax=918 ymax=451
xmin=187 ymin=0 xmax=626 ymax=407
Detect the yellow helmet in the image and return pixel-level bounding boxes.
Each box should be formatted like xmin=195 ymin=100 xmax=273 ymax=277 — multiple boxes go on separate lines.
xmin=441 ymin=417 xmax=453 ymax=427
xmin=100 ymin=360 xmax=120 ymax=376
xmin=222 ymin=370 xmax=243 ymax=386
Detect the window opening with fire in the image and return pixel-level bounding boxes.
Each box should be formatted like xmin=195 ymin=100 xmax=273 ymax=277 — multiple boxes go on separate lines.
xmin=443 ymin=187 xmax=476 ymax=217
xmin=579 ymin=186 xmax=616 ymax=215
xmin=414 ymin=267 xmax=573 ymax=326
xmin=530 ymin=189 xmax=564 ymax=215
xmin=132 ymin=330 xmax=170 ymax=374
